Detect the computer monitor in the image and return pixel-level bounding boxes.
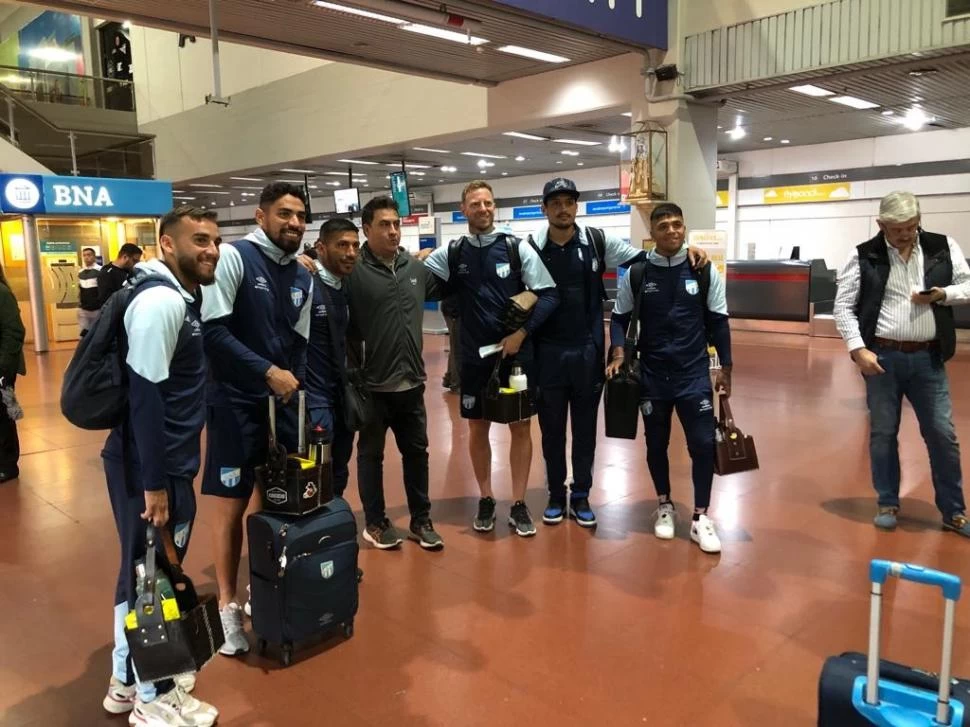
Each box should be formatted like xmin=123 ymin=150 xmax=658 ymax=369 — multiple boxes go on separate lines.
xmin=334 ymin=187 xmax=360 ymax=214
xmin=390 ymin=171 xmax=411 ymax=217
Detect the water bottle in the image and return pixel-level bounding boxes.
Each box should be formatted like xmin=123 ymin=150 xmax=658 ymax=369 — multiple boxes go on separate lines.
xmin=509 ymin=365 xmax=528 ymax=392
xmin=310 ymin=425 xmax=331 ymax=465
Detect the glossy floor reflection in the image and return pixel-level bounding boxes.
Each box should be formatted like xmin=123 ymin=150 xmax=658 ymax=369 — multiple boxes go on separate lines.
xmin=3 ymin=331 xmax=970 ymax=726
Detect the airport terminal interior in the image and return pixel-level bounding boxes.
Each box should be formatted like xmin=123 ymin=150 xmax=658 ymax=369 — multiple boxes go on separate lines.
xmin=2 ymin=0 xmax=970 ymax=725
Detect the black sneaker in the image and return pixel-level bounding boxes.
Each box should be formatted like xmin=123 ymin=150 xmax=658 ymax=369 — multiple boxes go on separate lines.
xmin=410 ymin=518 xmax=444 ymax=550
xmin=568 ymin=497 xmax=597 ymax=528
xmin=473 ymin=497 xmax=497 ymax=532
xmin=362 ymin=518 xmax=404 ymax=550
xmin=542 ymin=496 xmax=567 ymax=525
xmin=509 ymin=501 xmax=537 ymax=537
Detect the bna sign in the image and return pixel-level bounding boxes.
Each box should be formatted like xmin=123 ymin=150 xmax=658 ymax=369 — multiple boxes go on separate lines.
xmin=0 ymin=174 xmax=173 ymax=216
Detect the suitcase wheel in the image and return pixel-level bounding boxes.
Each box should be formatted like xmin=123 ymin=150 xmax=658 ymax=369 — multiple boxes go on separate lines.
xmin=280 ymin=644 xmax=293 ymax=667
xmin=343 ymin=621 xmax=354 ymax=639
xmin=357 ymin=567 xmax=363 ymax=584
xmin=255 ymin=639 xmax=267 ymax=657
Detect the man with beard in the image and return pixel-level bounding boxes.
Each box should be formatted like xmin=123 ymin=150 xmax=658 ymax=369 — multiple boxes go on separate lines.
xmin=77 ymin=246 xmax=101 ymax=336
xmin=200 ymin=183 xmax=313 ymax=655
xmin=101 ymin=206 xmax=221 ymax=726
xmin=531 ymin=178 xmax=708 ymax=528
xmin=423 ymin=181 xmax=559 ymax=537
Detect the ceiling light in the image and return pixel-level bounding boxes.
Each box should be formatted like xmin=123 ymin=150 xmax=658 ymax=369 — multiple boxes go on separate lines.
xmin=553 ymin=139 xmax=602 ymax=146
xmin=497 ymin=45 xmax=569 ymax=63
xmin=232 ymin=186 xmax=263 ymax=190
xmin=763 ymin=136 xmax=773 ymax=141
xmin=189 ymin=183 xmax=222 ymax=188
xmin=441 ymin=166 xmax=457 ymax=172
xmin=413 ymin=147 xmax=451 ymax=154
xmin=27 ymin=47 xmax=80 ymax=62
xmin=830 ymin=95 xmax=880 ymax=110
xmin=327 ymin=181 xmax=341 ymax=186
xmin=230 ymin=177 xmax=263 ymax=182
xmin=172 ymin=190 xmax=185 ymax=194
xmin=717 ymin=125 xmax=723 ymax=130
xmin=384 ymin=163 xmax=431 ymax=169
xmin=900 ymin=107 xmax=934 ymax=131
xmin=622 ymin=112 xmax=633 ymax=118
xmin=727 ymin=127 xmax=746 ymax=140
xmin=503 ymin=131 xmax=548 ymax=141
xmin=477 ymin=160 xmax=495 ymax=168
xmin=122 ymin=20 xmax=132 ymax=29
xmin=780 ymin=139 xmax=791 ymax=144
xmin=561 ymin=150 xmax=580 ymax=156
xmin=280 ymin=168 xmax=317 ymax=174
xmin=337 ymin=159 xmax=379 ymax=165
xmin=515 ymin=155 xmax=526 ymax=162
xmin=461 ymin=152 xmax=506 ymax=159
xmin=173 ymin=196 xmax=197 ymax=201
xmin=410 ymin=171 xmax=426 ymax=176
xmin=789 ymin=84 xmax=835 ymax=97
xmin=908 ymin=68 xmax=938 ymax=77
xmin=204 ymin=191 xmax=231 ymax=195
xmin=608 ymin=135 xmax=627 ymax=153
xmin=311 ymin=1 xmax=404 ymax=24
xmin=577 ymin=162 xmax=584 ymax=166
xmin=556 ymin=161 xmax=563 ymax=165
xmin=438 ymin=179 xmax=444 ymax=182
xmin=881 ymin=110 xmax=895 ymax=116
xmin=402 ymin=23 xmax=488 ymax=45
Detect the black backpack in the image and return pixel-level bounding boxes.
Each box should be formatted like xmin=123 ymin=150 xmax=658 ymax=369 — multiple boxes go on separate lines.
xmin=61 ymin=273 xmax=177 ymax=430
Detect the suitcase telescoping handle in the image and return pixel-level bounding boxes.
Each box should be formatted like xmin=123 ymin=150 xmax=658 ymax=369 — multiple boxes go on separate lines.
xmin=266 ymin=391 xmax=307 ymax=455
xmin=866 ymin=559 xmax=962 ymax=724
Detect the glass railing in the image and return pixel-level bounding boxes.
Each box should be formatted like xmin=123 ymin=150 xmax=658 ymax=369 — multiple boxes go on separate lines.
xmin=0 ymin=65 xmax=136 ymax=112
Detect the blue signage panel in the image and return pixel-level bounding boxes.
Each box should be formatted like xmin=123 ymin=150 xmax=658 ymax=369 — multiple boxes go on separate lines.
xmin=491 ymin=0 xmax=667 ymax=49
xmin=452 ymin=211 xmax=467 ymax=223
xmin=0 ymin=174 xmax=172 ymax=216
xmin=512 ymin=205 xmax=544 ymax=220
xmin=585 ymin=200 xmax=631 ymax=216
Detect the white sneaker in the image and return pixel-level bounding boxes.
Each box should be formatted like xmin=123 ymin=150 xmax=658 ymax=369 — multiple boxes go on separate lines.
xmin=690 ymin=514 xmax=722 ymax=553
xmin=128 ymin=687 xmax=218 ymax=727
xmin=653 ymin=503 xmax=676 ymax=540
xmin=103 ymin=675 xmax=136 ymax=714
xmin=174 ymin=673 xmax=196 ymax=693
xmin=218 ymin=602 xmax=250 ymax=656
xmin=172 ymin=686 xmax=218 ymax=727
xmin=243 ymin=584 xmax=251 ymax=618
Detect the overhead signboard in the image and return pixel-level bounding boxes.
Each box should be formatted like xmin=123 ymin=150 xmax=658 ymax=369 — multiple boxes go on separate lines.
xmin=0 ymin=174 xmax=172 ymax=216
xmin=512 ymin=205 xmax=544 ymax=220
xmin=762 ymin=183 xmax=851 ymax=205
xmin=585 ymin=200 xmax=631 ymax=216
xmin=490 ymin=0 xmax=668 ymax=49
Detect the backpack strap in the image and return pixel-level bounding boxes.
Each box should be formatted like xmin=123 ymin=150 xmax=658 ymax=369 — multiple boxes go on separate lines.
xmin=447 ymin=238 xmax=464 ymax=281
xmin=506 ymin=235 xmax=522 ymax=275
xmin=624 ymin=260 xmax=648 ymax=358
xmin=585 ymin=226 xmax=607 ymax=303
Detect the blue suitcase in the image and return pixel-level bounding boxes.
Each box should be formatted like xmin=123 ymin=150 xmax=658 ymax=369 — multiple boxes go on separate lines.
xmin=247 ymin=497 xmax=359 ymax=667
xmin=818 ymin=560 xmax=967 ymax=726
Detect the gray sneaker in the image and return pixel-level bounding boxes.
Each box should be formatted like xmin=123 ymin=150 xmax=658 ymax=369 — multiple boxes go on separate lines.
xmin=874 ymin=507 xmax=899 ymax=531
xmin=410 ymin=518 xmax=444 ymax=550
xmin=363 ymin=519 xmax=404 ymax=550
xmin=509 ymin=501 xmax=537 ymax=537
xmin=473 ymin=497 xmax=497 ymax=532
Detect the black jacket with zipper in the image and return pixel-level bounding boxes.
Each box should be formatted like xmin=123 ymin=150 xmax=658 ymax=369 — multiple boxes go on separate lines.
xmin=344 ymin=244 xmax=447 ymax=390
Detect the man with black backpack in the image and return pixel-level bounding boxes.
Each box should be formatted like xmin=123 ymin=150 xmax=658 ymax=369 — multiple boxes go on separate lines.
xmin=608 ymin=203 xmax=732 ymax=554
xmin=423 ymin=180 xmax=560 ymax=537
xmin=96 ymin=205 xmax=220 ymax=725
xmin=530 ymin=178 xmax=710 ymax=529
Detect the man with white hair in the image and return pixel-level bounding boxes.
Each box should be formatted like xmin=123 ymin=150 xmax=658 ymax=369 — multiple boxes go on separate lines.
xmin=834 ymin=190 xmax=970 ymax=535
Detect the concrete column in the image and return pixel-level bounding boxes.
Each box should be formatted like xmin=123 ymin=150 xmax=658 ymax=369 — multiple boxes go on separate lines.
xmin=22 ymin=216 xmax=49 ymax=353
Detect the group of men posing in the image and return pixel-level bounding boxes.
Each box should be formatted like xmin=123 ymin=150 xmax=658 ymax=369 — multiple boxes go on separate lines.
xmin=100 ymin=178 xmax=732 ymax=726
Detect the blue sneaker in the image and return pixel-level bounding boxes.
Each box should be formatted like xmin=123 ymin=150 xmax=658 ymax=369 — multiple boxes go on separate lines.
xmin=873 ymin=507 xmax=898 ymax=531
xmin=569 ymin=497 xmax=597 ymax=528
xmin=943 ymin=513 xmax=970 ymax=538
xmin=543 ymin=496 xmax=566 ymax=525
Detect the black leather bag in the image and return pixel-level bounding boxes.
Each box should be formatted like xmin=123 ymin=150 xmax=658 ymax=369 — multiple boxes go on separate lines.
xmin=604 ymin=268 xmax=645 ymax=439
xmin=319 ymin=284 xmax=373 ymax=433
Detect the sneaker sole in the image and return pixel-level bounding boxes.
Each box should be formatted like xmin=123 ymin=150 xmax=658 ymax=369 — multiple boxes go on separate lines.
xmin=219 ymin=644 xmax=250 ymax=656
xmin=508 ymin=517 xmax=537 ymax=537
xmin=568 ymin=510 xmax=597 ymax=528
xmin=103 ymin=695 xmax=135 ymax=715
xmin=409 ymin=532 xmax=445 ymax=550
xmin=362 ymin=529 xmax=403 ymax=550
xmin=690 ymin=533 xmax=721 ymax=553
xmin=943 ymin=523 xmax=970 ymax=537
xmin=473 ymin=518 xmax=496 ymax=533
xmin=654 ymin=529 xmax=675 ymax=540
xmin=874 ymin=522 xmax=897 ymax=531
xmin=542 ymin=513 xmax=564 ymax=525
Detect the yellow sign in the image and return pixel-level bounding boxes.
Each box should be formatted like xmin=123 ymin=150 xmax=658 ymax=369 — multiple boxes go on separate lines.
xmin=688 ymin=229 xmax=727 ymax=280
xmin=762 ymin=182 xmax=851 ymax=205
xmin=716 ymin=190 xmax=729 ymax=208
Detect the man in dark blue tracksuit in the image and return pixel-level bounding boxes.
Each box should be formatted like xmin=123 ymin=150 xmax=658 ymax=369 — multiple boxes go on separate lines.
xmin=305 ymin=217 xmax=359 ymax=500
xmin=424 ymin=180 xmax=560 ymax=537
xmin=102 ymin=206 xmax=220 ymax=725
xmin=200 ymin=183 xmax=313 ymax=656
xmin=609 ymin=203 xmax=733 ymax=554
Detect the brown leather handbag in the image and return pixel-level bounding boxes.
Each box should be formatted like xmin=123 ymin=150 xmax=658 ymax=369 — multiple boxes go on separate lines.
xmin=714 ymin=394 xmax=759 ymax=475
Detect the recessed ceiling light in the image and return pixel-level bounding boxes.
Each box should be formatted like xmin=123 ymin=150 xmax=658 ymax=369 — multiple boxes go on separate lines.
xmin=717 ymin=125 xmax=723 ymax=130
xmin=553 ymin=139 xmax=601 ymax=146
xmin=461 ymin=152 xmax=506 ymax=159
xmin=727 ymin=127 xmax=746 ymax=140
xmin=204 ymin=191 xmax=231 ymax=195
xmin=189 ymin=183 xmax=222 ymax=188
xmin=403 ymin=23 xmax=488 ymax=45
xmin=230 ymin=177 xmax=263 ymax=182
xmin=311 ymin=1 xmax=404 ymax=24
xmin=232 ymin=186 xmax=263 ymax=190
xmin=476 ymin=160 xmax=495 ymax=168
xmin=830 ymin=95 xmax=880 ymax=110
xmin=501 ymin=172 xmax=508 ymax=176
xmin=763 ymin=136 xmax=773 ymax=141
xmin=561 ymin=150 xmax=580 ymax=156
xmin=908 ymin=68 xmax=938 ymax=77
xmin=327 ymin=181 xmax=341 ymax=186
xmin=503 ymin=131 xmax=548 ymax=141
xmin=438 ymin=179 xmax=444 ymax=182
xmin=900 ymin=107 xmax=935 ymax=131
xmin=410 ymin=171 xmax=426 ymax=176
xmin=556 ymin=161 xmax=563 ymax=164
xmin=384 ymin=163 xmax=431 ymax=169
xmin=337 ymin=159 xmax=379 ymax=165
xmin=780 ymin=139 xmax=791 ymax=144
xmin=577 ymin=162 xmax=584 ymax=166
xmin=173 ymin=196 xmax=197 ymax=201
xmin=515 ymin=155 xmax=526 ymax=162
xmin=280 ymin=168 xmax=316 ymax=174
xmin=441 ymin=166 xmax=458 ymax=172
xmin=622 ymin=112 xmax=633 ymax=118
xmin=882 ymin=110 xmax=895 ymax=116
xmin=789 ymin=84 xmax=835 ymax=97
xmin=497 ymin=45 xmax=569 ymax=63
xmin=413 ymin=147 xmax=450 ymax=154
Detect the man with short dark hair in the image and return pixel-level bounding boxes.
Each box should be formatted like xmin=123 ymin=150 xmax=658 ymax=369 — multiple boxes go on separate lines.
xmin=608 ymin=203 xmax=732 ymax=554
xmin=423 ymin=180 xmax=560 ymax=538
xmin=101 ymin=205 xmax=221 ymax=726
xmin=200 ymin=182 xmax=313 ymax=655
xmin=97 ymin=243 xmax=142 ymax=306
xmin=77 ymin=246 xmax=101 ymax=336
xmin=834 ymin=190 xmax=970 ymax=535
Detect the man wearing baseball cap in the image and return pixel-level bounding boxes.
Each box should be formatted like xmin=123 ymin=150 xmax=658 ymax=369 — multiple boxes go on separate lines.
xmin=529 ymin=178 xmax=708 ymax=528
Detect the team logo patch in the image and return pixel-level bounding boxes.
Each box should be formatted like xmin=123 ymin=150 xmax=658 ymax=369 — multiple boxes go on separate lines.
xmin=458 ymin=263 xmax=469 ymax=276
xmin=303 ymin=482 xmax=318 ymax=500
xmin=496 ymin=262 xmax=511 ymax=279
xmin=320 ymin=561 xmax=334 ymax=580
xmin=592 ymin=258 xmax=599 ymax=272
xmin=641 ymin=401 xmax=653 ymax=416
xmin=685 ymin=279 xmax=699 ymax=296
xmin=254 ymin=276 xmax=270 ymax=293
xmin=290 ymin=287 xmax=305 ymax=307
xmin=266 ymin=487 xmax=288 ymax=505
xmin=410 ymin=277 xmax=418 ymax=286
xmin=315 ymin=304 xmax=327 ymax=317
xmin=699 ymin=398 xmax=713 ymax=413
xmin=173 ymin=522 xmax=191 ymax=549
xmin=462 ymin=395 xmax=476 ymax=410
xmin=220 ymin=467 xmax=241 ymax=489
xmin=644 ymin=281 xmax=659 ymax=294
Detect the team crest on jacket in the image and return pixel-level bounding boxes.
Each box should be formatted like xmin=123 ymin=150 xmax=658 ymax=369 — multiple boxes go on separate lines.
xmin=290 ymin=286 xmax=305 ymax=306
xmin=592 ymin=259 xmax=599 ymax=272
xmin=496 ymin=262 xmax=511 ymax=279
xmin=685 ymin=279 xmax=699 ymax=296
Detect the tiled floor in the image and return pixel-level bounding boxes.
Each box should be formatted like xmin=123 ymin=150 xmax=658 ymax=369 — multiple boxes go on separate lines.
xmin=2 ymin=331 xmax=970 ymax=726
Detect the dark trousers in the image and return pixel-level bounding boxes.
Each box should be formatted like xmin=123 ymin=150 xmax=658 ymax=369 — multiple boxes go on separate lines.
xmin=356 ymin=385 xmax=431 ymax=527
xmin=641 ymin=375 xmax=716 ymax=511
xmin=535 ymin=343 xmax=602 ymax=498
xmin=0 ymin=374 xmax=19 ymax=473
xmin=864 ymin=346 xmax=965 ymax=518
xmin=444 ymin=315 xmax=461 ymax=388
xmin=104 ymin=455 xmax=196 ymax=695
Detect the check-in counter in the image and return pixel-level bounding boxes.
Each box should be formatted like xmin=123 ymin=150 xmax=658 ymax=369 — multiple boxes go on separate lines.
xmin=726 ymin=259 xmax=837 ymax=334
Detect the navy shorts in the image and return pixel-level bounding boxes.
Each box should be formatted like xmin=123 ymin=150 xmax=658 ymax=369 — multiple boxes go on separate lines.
xmin=460 ymin=357 xmax=535 ymax=420
xmin=201 ymin=401 xmax=298 ymax=499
